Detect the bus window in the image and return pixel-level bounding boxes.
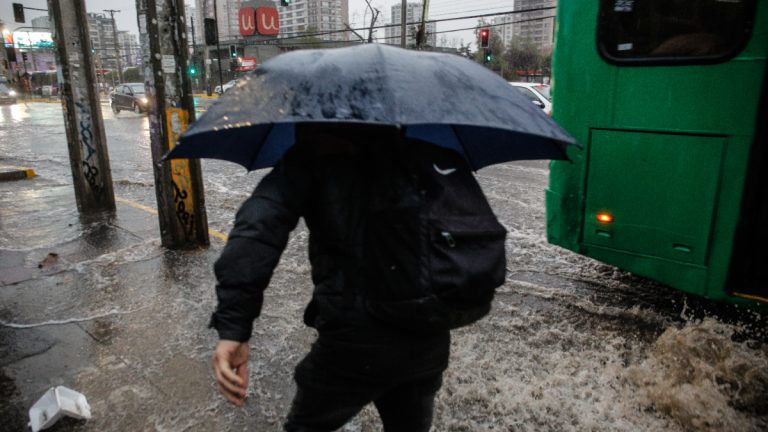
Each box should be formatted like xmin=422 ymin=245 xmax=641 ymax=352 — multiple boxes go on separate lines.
xmin=597 ymin=0 xmax=757 ymax=65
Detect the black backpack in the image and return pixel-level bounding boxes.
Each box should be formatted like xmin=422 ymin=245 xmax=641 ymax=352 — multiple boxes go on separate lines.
xmin=352 ymin=141 xmax=508 ymax=332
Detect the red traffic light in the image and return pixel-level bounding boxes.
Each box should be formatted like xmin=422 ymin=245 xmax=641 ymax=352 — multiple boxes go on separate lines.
xmin=480 ymin=27 xmax=489 ymax=48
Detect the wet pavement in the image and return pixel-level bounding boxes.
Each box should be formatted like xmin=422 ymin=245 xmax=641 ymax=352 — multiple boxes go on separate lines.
xmin=1 ymin=102 xmax=767 ymax=431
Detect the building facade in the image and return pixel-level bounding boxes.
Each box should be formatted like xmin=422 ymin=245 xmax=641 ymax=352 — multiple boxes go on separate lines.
xmin=30 ymin=16 xmax=52 ymax=31
xmin=384 ymin=2 xmax=436 ymax=47
xmin=490 ymin=15 xmax=515 ymax=48
xmin=510 ymin=0 xmax=556 ymax=51
xmin=195 ymin=0 xmax=349 ymax=43
xmin=118 ymin=31 xmax=138 ymax=67
xmin=87 ymin=13 xmax=120 ymax=72
xmin=279 ymin=0 xmax=349 ymax=41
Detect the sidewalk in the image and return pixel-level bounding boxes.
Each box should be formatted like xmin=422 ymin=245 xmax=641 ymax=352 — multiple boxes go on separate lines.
xmin=0 ymin=175 xmax=302 ymax=430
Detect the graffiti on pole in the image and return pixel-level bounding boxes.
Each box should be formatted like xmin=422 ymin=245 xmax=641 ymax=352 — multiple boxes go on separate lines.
xmin=74 ymin=95 xmax=103 ymax=199
xmin=165 ymin=108 xmax=196 ymax=237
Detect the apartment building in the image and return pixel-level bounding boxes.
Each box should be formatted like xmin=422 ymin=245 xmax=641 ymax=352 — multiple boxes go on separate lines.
xmin=384 ymin=2 xmax=436 ymax=47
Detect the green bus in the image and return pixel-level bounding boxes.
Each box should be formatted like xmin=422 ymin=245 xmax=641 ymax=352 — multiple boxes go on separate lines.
xmin=546 ymin=0 xmax=767 ymax=305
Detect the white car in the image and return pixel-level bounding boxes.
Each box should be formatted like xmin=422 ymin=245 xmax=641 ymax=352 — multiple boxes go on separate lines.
xmin=214 ymin=80 xmax=237 ymax=95
xmin=509 ymin=82 xmax=552 ymax=116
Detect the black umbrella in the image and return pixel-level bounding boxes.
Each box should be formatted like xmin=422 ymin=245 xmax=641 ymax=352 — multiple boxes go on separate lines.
xmin=166 ymin=44 xmax=577 ymax=170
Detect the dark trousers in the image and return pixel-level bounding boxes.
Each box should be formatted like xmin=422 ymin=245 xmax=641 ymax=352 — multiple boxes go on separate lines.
xmin=284 ymin=331 xmax=449 ymax=432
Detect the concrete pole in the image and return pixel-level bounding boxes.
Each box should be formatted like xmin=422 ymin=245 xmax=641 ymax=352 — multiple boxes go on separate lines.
xmin=400 ymin=0 xmax=406 ymax=48
xmin=213 ymin=0 xmax=224 ymax=93
xmin=104 ymin=9 xmax=124 ymax=83
xmin=202 ymin=0 xmax=212 ymax=95
xmin=136 ymin=0 xmax=209 ymax=248
xmin=47 ymin=0 xmax=116 ymax=213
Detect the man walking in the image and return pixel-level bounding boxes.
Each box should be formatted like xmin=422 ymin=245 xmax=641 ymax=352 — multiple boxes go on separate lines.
xmin=210 ymin=124 xmax=503 ymax=431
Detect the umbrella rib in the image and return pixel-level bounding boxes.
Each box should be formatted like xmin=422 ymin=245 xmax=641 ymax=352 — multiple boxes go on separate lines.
xmin=450 ymin=125 xmax=478 ymax=171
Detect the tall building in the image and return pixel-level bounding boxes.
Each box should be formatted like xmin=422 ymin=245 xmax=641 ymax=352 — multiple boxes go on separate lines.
xmin=118 ymin=31 xmax=138 ymax=67
xmin=490 ymin=15 xmax=515 ymax=48
xmin=279 ymin=0 xmax=349 ymax=41
xmin=87 ymin=13 xmax=120 ymax=71
xmin=510 ymin=0 xmax=556 ymax=51
xmin=195 ymin=0 xmax=349 ymax=43
xmin=384 ymin=2 xmax=436 ymax=47
xmin=30 ymin=16 xmax=52 ymax=31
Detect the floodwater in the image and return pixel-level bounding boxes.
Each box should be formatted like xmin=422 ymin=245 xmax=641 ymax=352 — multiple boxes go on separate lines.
xmin=0 ymin=103 xmax=766 ymax=431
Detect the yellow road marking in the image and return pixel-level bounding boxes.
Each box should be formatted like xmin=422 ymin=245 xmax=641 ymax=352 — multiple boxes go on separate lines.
xmin=114 ymin=196 xmax=228 ymax=241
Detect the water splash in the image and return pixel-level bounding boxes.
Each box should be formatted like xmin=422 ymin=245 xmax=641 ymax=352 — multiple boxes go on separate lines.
xmin=624 ymin=319 xmax=768 ymax=431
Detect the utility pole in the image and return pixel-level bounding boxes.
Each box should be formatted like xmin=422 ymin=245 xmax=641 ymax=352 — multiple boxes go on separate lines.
xmin=190 ymin=14 xmax=201 ymax=91
xmin=400 ymin=0 xmax=406 ymax=48
xmin=104 ymin=9 xmax=124 ymax=83
xmin=135 ymin=0 xmax=209 ymax=248
xmin=202 ymin=0 xmax=212 ymax=95
xmin=47 ymin=0 xmax=115 ymax=213
xmin=213 ymin=0 xmax=224 ymax=93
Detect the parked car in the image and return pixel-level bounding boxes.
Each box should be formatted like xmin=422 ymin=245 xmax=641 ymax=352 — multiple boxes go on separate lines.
xmin=509 ymin=82 xmax=552 ymax=116
xmin=0 ymin=83 xmax=17 ymax=105
xmin=111 ymin=83 xmax=150 ymax=114
xmin=214 ymin=80 xmax=237 ymax=95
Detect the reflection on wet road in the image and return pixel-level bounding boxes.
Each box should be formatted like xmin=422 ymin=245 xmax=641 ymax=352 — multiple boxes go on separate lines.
xmin=0 ymin=103 xmax=765 ymax=431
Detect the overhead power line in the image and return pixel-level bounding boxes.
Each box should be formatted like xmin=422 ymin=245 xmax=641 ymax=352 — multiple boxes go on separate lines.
xmin=266 ymin=6 xmax=555 ymax=43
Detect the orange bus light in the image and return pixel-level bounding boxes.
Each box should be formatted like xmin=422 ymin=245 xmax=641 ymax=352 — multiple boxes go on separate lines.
xmin=597 ymin=213 xmax=614 ymax=223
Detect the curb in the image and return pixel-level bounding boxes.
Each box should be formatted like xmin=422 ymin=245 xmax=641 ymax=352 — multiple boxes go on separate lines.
xmin=0 ymin=166 xmax=37 ymax=182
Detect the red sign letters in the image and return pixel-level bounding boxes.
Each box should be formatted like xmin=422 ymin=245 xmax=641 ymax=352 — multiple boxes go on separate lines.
xmin=256 ymin=7 xmax=280 ymax=36
xmin=239 ymin=7 xmax=256 ymax=36
xmin=239 ymin=6 xmax=279 ymax=37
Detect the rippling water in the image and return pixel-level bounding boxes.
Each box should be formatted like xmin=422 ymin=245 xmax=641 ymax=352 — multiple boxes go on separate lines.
xmin=1 ymin=104 xmax=765 ymax=431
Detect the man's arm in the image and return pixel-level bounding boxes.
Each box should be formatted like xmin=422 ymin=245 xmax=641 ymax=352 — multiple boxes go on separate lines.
xmin=210 ymin=158 xmax=307 ymax=342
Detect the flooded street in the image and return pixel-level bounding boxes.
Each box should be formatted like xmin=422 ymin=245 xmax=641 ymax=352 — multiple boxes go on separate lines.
xmin=1 ymin=102 xmax=766 ymax=431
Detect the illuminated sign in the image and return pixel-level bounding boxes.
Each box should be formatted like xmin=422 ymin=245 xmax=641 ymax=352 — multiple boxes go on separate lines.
xmin=239 ymin=6 xmax=279 ymax=37
xmin=13 ymin=32 xmax=54 ymax=49
xmin=236 ymin=57 xmax=258 ymax=71
xmin=3 ymin=30 xmax=13 ymax=48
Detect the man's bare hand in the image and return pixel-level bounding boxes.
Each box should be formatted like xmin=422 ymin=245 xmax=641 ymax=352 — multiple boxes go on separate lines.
xmin=213 ymin=340 xmax=250 ymax=406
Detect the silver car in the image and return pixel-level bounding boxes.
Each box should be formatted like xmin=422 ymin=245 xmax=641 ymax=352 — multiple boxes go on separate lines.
xmin=509 ymin=82 xmax=552 ymax=116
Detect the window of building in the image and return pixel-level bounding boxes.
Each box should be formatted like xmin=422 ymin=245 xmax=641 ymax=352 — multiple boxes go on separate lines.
xmin=597 ymin=0 xmax=757 ymax=65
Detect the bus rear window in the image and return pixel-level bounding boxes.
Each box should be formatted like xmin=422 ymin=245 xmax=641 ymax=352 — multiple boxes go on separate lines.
xmin=597 ymin=0 xmax=757 ymax=65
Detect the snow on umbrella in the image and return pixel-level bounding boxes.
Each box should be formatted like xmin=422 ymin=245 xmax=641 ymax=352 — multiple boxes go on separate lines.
xmin=166 ymin=44 xmax=578 ymax=171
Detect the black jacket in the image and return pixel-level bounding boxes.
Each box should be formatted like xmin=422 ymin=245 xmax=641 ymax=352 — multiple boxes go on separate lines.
xmin=211 ymin=142 xmax=434 ymax=343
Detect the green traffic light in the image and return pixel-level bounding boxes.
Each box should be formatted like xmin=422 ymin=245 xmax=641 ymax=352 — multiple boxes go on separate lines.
xmin=189 ymin=67 xmax=197 ymax=76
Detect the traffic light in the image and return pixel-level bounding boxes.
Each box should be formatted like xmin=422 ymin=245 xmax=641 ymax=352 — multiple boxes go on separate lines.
xmin=280 ymin=0 xmax=292 ymax=6
xmin=13 ymin=3 xmax=25 ymax=23
xmin=229 ymin=45 xmax=237 ymax=58
xmin=204 ymin=18 xmax=217 ymax=45
xmin=21 ymin=51 xmax=28 ymax=62
xmin=483 ymin=49 xmax=492 ymax=64
xmin=189 ymin=64 xmax=197 ymax=76
xmin=480 ymin=28 xmax=489 ymax=48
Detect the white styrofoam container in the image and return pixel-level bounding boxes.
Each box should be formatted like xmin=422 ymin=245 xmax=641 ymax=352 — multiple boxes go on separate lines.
xmin=28 ymin=386 xmax=92 ymax=432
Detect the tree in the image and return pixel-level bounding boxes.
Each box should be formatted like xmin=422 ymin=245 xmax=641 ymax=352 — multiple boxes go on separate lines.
xmin=122 ymin=67 xmax=142 ymax=83
xmin=457 ymin=40 xmax=472 ymax=59
xmin=503 ymin=38 xmax=539 ymax=81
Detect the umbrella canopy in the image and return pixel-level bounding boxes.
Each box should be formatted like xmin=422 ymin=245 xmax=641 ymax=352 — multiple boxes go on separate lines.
xmin=167 ymin=44 xmax=577 ymax=171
